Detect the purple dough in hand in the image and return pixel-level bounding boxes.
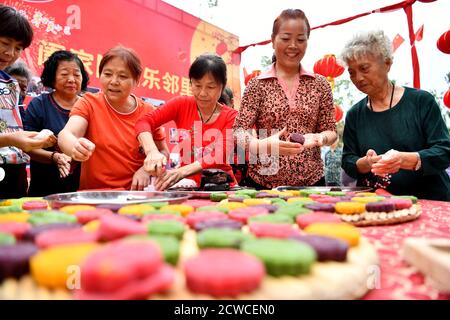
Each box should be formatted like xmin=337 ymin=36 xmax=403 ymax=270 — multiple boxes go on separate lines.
xmin=289 ymin=133 xmax=305 ymax=145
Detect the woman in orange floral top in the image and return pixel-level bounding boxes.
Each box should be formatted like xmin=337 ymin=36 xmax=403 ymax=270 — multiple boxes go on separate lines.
xmin=233 ymin=9 xmax=337 ymax=189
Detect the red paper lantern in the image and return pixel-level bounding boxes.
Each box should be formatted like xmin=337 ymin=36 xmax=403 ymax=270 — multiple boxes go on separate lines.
xmin=244 ymin=70 xmax=261 ymax=85
xmin=313 ymin=54 xmax=345 ymax=79
xmin=444 ymin=89 xmax=450 ymax=109
xmin=334 ymin=104 xmax=344 ymax=122
xmin=437 ymin=30 xmax=450 ymax=54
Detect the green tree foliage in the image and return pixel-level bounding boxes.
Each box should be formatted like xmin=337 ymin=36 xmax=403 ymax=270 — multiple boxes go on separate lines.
xmin=332 ymin=79 xmax=364 ymax=117
xmin=260 ymin=55 xmax=272 ymax=69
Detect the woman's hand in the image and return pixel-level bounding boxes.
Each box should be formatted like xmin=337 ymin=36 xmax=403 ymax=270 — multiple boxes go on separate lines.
xmin=40 ymin=133 xmax=58 ymax=149
xmin=366 ymin=149 xmax=381 ymax=168
xmin=131 ymin=166 xmax=151 ymax=191
xmin=371 ymin=149 xmax=403 ymax=175
xmin=143 ymin=151 xmax=167 ymax=176
xmin=5 ymin=131 xmax=57 ymax=152
xmin=71 ymin=137 xmax=95 ymax=161
xmin=154 ymin=167 xmax=186 ymax=191
xmin=250 ymin=127 xmax=302 ymax=156
xmin=303 ymin=133 xmax=325 ymax=148
xmin=356 ymin=149 xmax=382 ymax=174
xmin=53 ymin=152 xmax=72 ymax=178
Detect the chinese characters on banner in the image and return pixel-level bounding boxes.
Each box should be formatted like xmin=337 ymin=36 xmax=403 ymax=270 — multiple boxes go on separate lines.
xmin=37 ymin=40 xmax=193 ymax=96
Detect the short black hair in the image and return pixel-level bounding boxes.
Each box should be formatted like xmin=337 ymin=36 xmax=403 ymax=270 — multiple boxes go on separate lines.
xmin=4 ymin=61 xmax=31 ymax=81
xmin=40 ymin=50 xmax=89 ymax=90
xmin=0 ymin=5 xmax=33 ymax=49
xmin=218 ymin=87 xmax=234 ymax=106
xmin=189 ymin=53 xmax=227 ymax=90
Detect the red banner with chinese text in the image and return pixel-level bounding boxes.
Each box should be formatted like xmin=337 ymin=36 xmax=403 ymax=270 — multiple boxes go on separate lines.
xmin=5 ymin=0 xmax=241 ymax=104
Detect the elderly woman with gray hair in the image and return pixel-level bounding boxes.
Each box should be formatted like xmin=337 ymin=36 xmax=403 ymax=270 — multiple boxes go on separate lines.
xmin=340 ymin=30 xmax=450 ymax=201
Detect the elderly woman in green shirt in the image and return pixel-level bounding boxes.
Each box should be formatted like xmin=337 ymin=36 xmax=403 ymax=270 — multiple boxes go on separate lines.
xmin=341 ymin=30 xmax=450 ymax=201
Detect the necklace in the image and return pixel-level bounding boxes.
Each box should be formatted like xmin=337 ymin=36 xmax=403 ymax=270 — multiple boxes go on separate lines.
xmin=197 ymin=103 xmax=219 ymax=124
xmin=105 ymin=94 xmax=136 ymax=114
xmin=369 ymin=81 xmax=395 ymax=112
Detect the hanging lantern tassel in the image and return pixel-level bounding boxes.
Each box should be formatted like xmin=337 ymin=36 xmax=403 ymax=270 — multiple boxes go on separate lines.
xmin=444 ymin=89 xmax=450 ymax=109
xmin=327 ymin=76 xmax=335 ymax=90
xmin=313 ymin=54 xmax=344 ymax=91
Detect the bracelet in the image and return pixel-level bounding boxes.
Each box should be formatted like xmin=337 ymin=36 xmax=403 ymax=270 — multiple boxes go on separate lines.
xmin=50 ymin=151 xmax=57 ymax=163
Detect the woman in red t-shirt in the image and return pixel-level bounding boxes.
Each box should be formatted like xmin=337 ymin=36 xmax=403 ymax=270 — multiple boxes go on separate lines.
xmin=135 ymin=53 xmax=237 ymax=190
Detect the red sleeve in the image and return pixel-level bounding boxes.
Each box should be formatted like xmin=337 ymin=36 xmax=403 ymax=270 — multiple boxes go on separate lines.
xmin=199 ymin=107 xmax=237 ymax=170
xmin=135 ymin=96 xmax=186 ymax=137
xmin=152 ymin=127 xmax=166 ymax=141
xmin=141 ymin=102 xmax=166 ymax=141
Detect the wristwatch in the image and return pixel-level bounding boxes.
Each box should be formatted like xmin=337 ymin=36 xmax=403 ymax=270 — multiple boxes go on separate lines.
xmin=414 ymin=152 xmax=422 ymax=171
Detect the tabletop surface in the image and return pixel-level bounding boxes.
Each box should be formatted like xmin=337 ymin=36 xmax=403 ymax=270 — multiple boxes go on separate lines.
xmin=360 ymin=199 xmax=450 ymax=300
xmin=182 ymin=197 xmax=450 ymax=299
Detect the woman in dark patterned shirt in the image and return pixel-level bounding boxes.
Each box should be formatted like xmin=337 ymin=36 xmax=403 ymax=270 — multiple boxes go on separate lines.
xmin=233 ymin=9 xmax=337 ymax=189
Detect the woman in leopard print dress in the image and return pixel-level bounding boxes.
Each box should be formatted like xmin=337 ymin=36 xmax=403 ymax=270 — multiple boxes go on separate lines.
xmin=233 ymin=9 xmax=337 ymax=189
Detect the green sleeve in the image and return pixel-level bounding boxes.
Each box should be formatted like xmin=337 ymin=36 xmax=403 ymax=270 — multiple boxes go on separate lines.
xmin=417 ymin=93 xmax=450 ymax=175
